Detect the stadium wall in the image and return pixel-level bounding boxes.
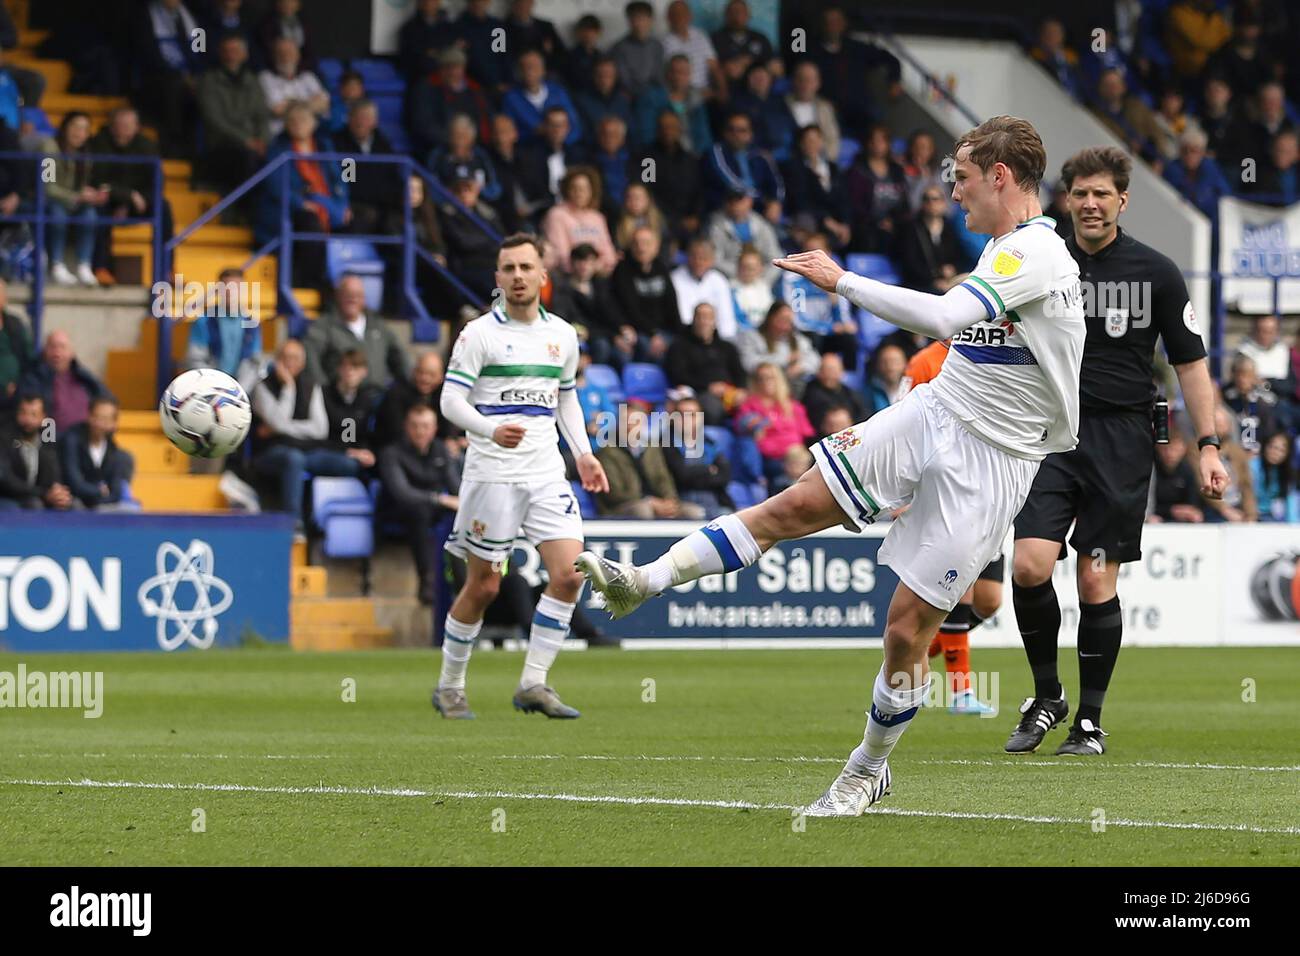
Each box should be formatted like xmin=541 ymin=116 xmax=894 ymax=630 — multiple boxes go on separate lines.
xmin=883 ymin=34 xmax=1213 ymax=349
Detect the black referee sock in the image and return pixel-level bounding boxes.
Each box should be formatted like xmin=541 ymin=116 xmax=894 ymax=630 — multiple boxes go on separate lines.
xmin=967 ymin=610 xmax=986 ymax=633
xmin=1076 ymin=596 xmax=1123 ymax=728
xmin=1012 ymin=578 xmax=1062 ymax=700
xmin=940 ymin=602 xmax=972 ymax=633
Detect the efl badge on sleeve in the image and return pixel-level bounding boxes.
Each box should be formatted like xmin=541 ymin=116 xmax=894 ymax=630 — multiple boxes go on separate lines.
xmin=992 ymin=247 xmax=1025 ymax=276
xmin=1105 ymin=308 xmax=1129 ymax=338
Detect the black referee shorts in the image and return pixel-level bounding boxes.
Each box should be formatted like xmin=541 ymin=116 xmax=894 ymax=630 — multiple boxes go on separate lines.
xmin=978 ymin=554 xmax=1005 ymax=582
xmin=1013 ymin=410 xmax=1154 ymax=564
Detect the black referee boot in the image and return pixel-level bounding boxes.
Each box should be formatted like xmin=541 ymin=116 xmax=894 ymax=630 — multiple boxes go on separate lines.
xmin=1004 ymin=693 xmax=1069 ymax=753
xmin=1056 ymin=719 xmax=1108 ymax=756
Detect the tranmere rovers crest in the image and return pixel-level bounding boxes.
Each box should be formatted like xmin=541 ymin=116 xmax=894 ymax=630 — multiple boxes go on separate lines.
xmin=827 ymin=427 xmax=861 ymax=452
xmin=471 ymin=519 xmax=488 ymax=538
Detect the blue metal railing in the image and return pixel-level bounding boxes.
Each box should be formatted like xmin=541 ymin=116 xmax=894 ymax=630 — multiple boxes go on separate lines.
xmin=165 ymin=150 xmax=499 ymax=391
xmin=0 ymin=150 xmax=165 ymax=344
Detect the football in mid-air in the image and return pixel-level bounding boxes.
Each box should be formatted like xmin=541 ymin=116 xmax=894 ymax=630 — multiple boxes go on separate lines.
xmin=159 ymin=368 xmax=252 ymax=458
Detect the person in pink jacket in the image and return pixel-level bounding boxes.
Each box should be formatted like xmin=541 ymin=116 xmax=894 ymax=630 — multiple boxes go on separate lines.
xmin=541 ymin=167 xmax=620 ymax=276
xmin=736 ymin=361 xmax=815 ymax=486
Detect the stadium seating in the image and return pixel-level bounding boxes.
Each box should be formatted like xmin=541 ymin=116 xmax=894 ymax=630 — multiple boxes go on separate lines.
xmin=585 ymin=364 xmax=625 ymax=403
xmin=622 ymin=363 xmax=668 ymax=405
xmin=325 ymin=239 xmax=386 ymax=311
xmin=311 ymin=477 xmax=375 ymax=560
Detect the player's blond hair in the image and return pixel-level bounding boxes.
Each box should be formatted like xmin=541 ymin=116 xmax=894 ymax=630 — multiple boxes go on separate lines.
xmin=953 ymin=115 xmax=1047 ymax=193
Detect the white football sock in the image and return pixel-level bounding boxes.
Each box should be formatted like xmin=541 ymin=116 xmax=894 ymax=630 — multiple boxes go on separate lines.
xmin=848 ymin=665 xmax=931 ymax=776
xmin=520 ymin=593 xmax=575 ymax=688
xmin=643 ymin=514 xmax=764 ymax=593
xmin=439 ymin=614 xmax=481 ymax=690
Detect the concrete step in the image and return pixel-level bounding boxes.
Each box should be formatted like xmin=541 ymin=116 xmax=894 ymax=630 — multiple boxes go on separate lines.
xmin=291 ymin=538 xmax=308 ymax=567
xmin=115 ymin=222 xmax=253 ymax=248
xmin=18 ymin=30 xmax=50 ymax=51
xmin=163 ymin=159 xmax=192 ymax=184
xmin=290 ymin=625 xmax=396 ymax=651
xmin=115 ymin=431 xmax=190 ymax=474
xmin=291 ymin=597 xmax=377 ymax=628
xmin=130 ymin=473 xmax=225 ymax=511
xmin=372 ymin=596 xmax=434 ymax=648
xmin=291 ymin=565 xmax=328 ymax=597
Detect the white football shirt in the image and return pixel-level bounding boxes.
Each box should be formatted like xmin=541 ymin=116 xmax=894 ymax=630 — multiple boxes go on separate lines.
xmin=444 ymin=305 xmax=580 ymax=482
xmin=928 ymin=215 xmax=1085 ymax=460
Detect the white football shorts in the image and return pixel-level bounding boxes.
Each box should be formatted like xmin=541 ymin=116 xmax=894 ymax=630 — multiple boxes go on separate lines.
xmin=446 ymin=478 xmax=583 ymax=565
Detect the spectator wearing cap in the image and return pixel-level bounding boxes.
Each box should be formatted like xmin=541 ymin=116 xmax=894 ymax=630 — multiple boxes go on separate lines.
xmin=712 ymin=0 xmax=773 ymax=96
xmin=501 ymin=49 xmax=583 ymax=147
xmin=703 ymin=109 xmax=783 ymax=218
xmin=632 ymin=55 xmax=713 ymax=152
xmin=610 ymin=1 xmax=665 ymax=99
xmin=705 ymin=188 xmax=782 ymax=284
xmin=665 ymin=302 xmax=747 ymax=424
xmin=671 ymin=237 xmax=741 ymax=341
xmin=455 ymin=0 xmax=511 ymax=94
xmin=259 ymin=35 xmax=329 ymax=136
xmin=564 ymin=15 xmax=606 ymax=95
xmin=397 ymin=0 xmax=457 ymax=83
xmin=196 ymin=32 xmax=271 ymax=196
xmin=409 ymin=46 xmax=494 ymax=161
xmin=576 ymin=57 xmax=635 ymax=148
xmin=550 ymin=244 xmax=621 ymax=364
xmin=783 ymin=125 xmax=851 ymax=250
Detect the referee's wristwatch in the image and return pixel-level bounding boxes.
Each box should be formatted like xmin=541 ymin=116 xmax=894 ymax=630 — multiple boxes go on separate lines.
xmin=1197 ymin=435 xmax=1221 ymax=451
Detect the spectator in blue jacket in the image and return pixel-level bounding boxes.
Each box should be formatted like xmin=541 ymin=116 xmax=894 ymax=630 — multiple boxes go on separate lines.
xmin=454 ymin=0 xmax=511 ymax=95
xmin=575 ymin=56 xmax=634 ymax=148
xmin=501 ymin=49 xmax=582 ymax=146
xmin=703 ymin=109 xmax=784 ymax=218
xmin=60 ymin=396 xmax=137 ymax=511
xmin=1252 ymin=431 xmax=1300 ymax=522
xmin=186 ymin=268 xmax=265 ymax=394
xmin=1163 ymin=126 xmax=1232 ymax=219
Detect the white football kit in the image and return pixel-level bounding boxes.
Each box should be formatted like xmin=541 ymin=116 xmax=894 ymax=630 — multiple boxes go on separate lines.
xmin=442 ymin=304 xmax=587 ymax=564
xmin=815 ymin=215 xmax=1085 ymax=609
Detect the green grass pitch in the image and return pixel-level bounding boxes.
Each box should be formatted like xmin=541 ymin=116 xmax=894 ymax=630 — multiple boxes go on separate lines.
xmin=0 ymin=646 xmax=1296 ymax=866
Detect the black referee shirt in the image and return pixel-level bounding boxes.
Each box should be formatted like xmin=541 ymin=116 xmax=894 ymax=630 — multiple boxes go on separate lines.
xmin=1064 ymin=226 xmax=1206 ymax=414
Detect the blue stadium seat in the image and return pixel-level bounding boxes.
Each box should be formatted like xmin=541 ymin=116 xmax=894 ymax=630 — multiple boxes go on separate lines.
xmin=838 ymin=136 xmax=860 ymax=168
xmin=585 ymin=363 xmax=625 ymax=403
xmin=352 ymin=58 xmax=405 ymax=95
xmin=316 ymin=58 xmax=345 ymax=88
xmin=570 ymin=480 xmax=598 ymax=519
xmin=841 ymin=370 xmax=864 ymax=393
xmin=846 ymin=253 xmax=901 ymax=284
xmin=311 ymin=477 xmax=374 ymax=559
xmin=726 ymin=480 xmax=754 ymax=509
xmin=703 ymin=425 xmax=734 ymax=462
xmin=326 ymin=239 xmax=385 ymax=309
xmin=623 ymin=362 xmax=668 ymax=405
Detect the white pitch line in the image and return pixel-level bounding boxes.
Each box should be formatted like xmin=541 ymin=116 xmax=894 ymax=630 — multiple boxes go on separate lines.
xmin=2 ymin=777 xmax=1298 ymax=836
xmin=491 ymin=753 xmax=1300 ymax=773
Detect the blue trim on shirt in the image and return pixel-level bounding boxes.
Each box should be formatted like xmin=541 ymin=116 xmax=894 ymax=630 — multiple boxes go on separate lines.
xmin=952 ymin=344 xmax=1038 ymax=365
xmin=474 ymin=404 xmax=556 ymax=416
xmin=959 ymin=281 xmax=996 ymax=320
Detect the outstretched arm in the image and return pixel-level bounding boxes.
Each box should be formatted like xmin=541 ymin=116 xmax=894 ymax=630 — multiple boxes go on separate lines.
xmin=775 ymin=250 xmax=986 ymax=339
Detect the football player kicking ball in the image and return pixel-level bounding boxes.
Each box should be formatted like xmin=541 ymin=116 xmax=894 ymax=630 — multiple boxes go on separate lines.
xmin=577 ymin=116 xmax=1086 ymax=815
xmin=436 ymin=234 xmax=609 ymax=720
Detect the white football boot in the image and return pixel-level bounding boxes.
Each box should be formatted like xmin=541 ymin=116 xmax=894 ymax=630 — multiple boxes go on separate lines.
xmin=574 ymin=551 xmax=655 ymax=619
xmin=803 ymin=762 xmax=892 ymax=817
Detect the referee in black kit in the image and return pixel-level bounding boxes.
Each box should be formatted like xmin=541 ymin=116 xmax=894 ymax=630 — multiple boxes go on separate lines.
xmin=1006 ymin=146 xmax=1229 ymax=756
